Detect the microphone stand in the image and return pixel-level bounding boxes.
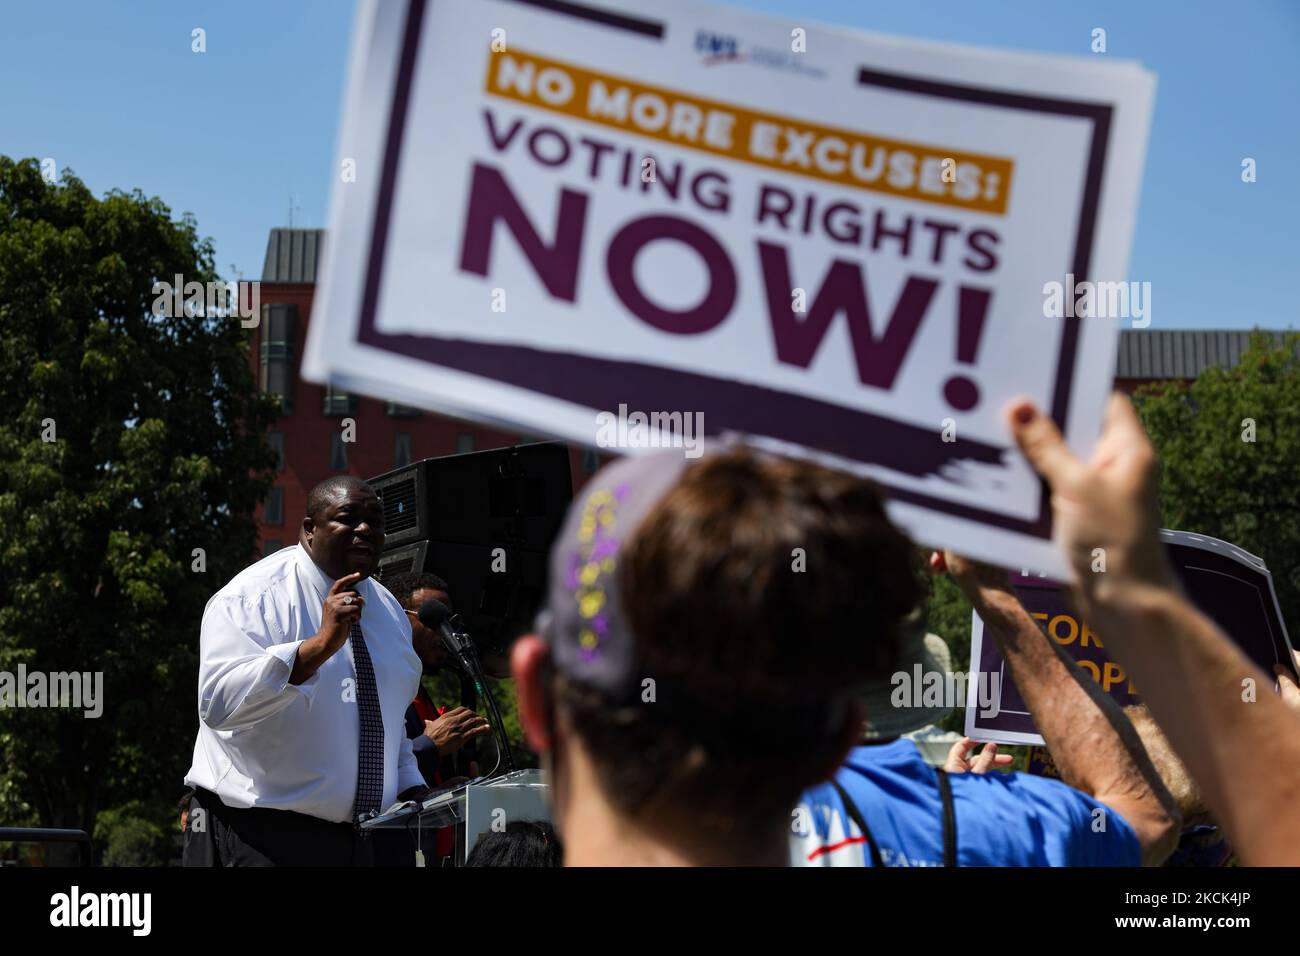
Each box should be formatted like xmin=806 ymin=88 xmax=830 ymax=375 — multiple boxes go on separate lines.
xmin=446 ymin=617 xmax=517 ymax=775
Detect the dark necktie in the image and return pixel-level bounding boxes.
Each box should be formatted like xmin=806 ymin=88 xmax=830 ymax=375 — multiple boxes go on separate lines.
xmin=350 ymin=621 xmax=386 ymax=822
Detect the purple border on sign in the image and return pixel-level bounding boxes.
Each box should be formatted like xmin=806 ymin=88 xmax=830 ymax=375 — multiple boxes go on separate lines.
xmin=352 ymin=0 xmax=1113 ymax=540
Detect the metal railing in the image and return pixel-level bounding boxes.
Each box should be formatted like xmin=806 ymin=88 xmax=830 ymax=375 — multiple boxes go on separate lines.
xmin=0 ymin=827 xmax=93 ymax=866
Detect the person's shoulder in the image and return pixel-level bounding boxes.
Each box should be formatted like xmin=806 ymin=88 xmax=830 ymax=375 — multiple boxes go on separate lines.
xmin=941 ymin=762 xmax=1093 ymax=827
xmin=366 ymin=577 xmax=407 ymax=620
xmin=946 ymin=765 xmax=1068 ymax=802
xmin=820 ymin=742 xmax=934 ymax=807
xmin=364 ymin=577 xmax=414 ymax=641
xmin=367 ymin=576 xmax=401 ymax=609
xmin=951 ymin=770 xmax=1123 ymax=832
xmin=207 ymin=546 xmax=300 ymax=609
xmin=952 ymin=769 xmax=1138 ymax=857
xmin=842 ymin=739 xmax=929 ymax=778
xmin=960 ymin=767 xmax=1084 ymax=799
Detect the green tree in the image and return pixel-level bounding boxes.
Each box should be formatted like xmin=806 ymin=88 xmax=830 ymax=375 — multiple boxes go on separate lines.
xmin=0 ymin=157 xmax=278 ymax=853
xmin=423 ymin=670 xmax=534 ymax=769
xmin=95 ymin=800 xmax=173 ymax=867
xmin=1134 ymin=331 xmax=1300 ymax=635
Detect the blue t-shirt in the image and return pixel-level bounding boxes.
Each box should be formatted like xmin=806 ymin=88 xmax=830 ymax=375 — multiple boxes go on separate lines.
xmin=791 ymin=740 xmax=1141 ymax=866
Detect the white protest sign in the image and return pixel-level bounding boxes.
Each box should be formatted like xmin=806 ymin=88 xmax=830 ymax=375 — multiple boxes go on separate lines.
xmin=305 ymin=0 xmax=1156 ymax=573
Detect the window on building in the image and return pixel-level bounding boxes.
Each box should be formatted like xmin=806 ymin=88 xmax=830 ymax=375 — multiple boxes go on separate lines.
xmin=330 ymin=433 xmax=348 ymax=470
xmin=456 ymin=433 xmax=475 ymax=454
xmin=386 ymin=402 xmax=421 ymax=418
xmin=264 ymin=539 xmax=282 ymax=557
xmin=267 ymin=431 xmax=285 ymax=471
xmin=258 ymin=304 xmax=296 ymax=413
xmin=394 ymin=433 xmax=412 ymax=469
xmin=264 ymin=487 xmax=284 ymax=525
xmin=322 ymin=385 xmax=358 ymax=416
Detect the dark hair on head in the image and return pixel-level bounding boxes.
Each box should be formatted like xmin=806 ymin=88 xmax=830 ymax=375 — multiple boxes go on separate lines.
xmin=305 ymin=474 xmax=376 ymax=520
xmin=555 ymin=447 xmax=924 ymax=844
xmin=464 ymin=819 xmax=561 ymax=867
xmin=384 ymin=571 xmax=452 ymax=612
xmin=179 ymin=788 xmax=194 ymax=813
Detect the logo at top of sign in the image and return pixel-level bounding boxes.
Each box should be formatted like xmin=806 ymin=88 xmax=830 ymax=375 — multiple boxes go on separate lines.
xmin=695 ymin=31 xmax=742 ymax=64
xmin=693 ymin=30 xmax=826 ymax=79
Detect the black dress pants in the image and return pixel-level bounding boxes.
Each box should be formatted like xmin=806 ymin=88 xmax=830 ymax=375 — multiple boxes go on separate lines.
xmin=182 ymin=787 xmax=376 ymax=867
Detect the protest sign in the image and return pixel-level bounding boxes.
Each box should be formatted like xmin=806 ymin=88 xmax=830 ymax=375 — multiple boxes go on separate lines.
xmin=1024 ymin=746 xmax=1061 ymax=779
xmin=304 ymin=0 xmax=1155 ymax=571
xmin=966 ymin=530 xmax=1298 ymax=746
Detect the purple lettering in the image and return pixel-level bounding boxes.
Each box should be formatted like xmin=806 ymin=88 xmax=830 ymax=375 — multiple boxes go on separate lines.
xmin=458 ymin=163 xmax=588 ymax=302
xmin=759 ymin=241 xmax=938 ymax=390
xmin=607 ymin=216 xmax=736 ymax=335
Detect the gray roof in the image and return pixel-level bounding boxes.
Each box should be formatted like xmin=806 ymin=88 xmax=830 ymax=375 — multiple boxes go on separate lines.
xmin=1116 ymin=329 xmax=1290 ymax=379
xmin=261 ymin=228 xmax=325 ymax=283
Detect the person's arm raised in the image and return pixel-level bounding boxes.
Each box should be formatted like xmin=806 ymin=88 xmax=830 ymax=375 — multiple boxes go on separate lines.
xmin=1009 ymin=394 xmax=1300 ymax=865
xmin=933 ymin=551 xmax=1179 ymax=865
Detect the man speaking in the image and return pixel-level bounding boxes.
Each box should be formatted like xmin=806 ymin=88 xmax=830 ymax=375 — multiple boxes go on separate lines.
xmin=183 ymin=476 xmax=428 ymax=866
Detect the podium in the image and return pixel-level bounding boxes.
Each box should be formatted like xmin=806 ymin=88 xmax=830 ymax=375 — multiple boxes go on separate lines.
xmin=361 ymin=769 xmax=550 ymax=866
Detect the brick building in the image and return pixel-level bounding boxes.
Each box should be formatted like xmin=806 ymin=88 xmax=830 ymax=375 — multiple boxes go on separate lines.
xmin=250 ymin=227 xmax=1287 ymax=555
xmin=251 ymin=228 xmax=599 ymax=556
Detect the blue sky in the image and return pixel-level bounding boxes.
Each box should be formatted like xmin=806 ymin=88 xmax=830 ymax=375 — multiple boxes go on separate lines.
xmin=2 ymin=0 xmax=1296 ymax=329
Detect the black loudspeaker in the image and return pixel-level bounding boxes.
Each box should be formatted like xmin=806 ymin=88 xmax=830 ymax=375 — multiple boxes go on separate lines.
xmin=375 ymin=540 xmax=429 ymax=580
xmin=370 ymin=442 xmax=573 ymax=675
xmin=369 ymin=463 xmax=432 ymax=548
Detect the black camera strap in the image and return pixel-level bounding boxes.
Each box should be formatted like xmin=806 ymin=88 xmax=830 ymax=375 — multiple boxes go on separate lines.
xmin=828 ymin=768 xmax=957 ymax=867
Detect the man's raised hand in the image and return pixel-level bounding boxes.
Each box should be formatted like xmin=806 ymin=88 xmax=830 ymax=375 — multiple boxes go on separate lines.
xmin=290 ymin=572 xmax=366 ymax=685
xmin=1007 ymin=394 xmax=1175 ymax=609
xmin=320 ymin=572 xmax=365 ymax=647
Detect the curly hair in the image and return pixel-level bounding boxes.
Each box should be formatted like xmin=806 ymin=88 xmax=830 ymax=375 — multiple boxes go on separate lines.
xmin=383 ymin=571 xmax=451 ymax=611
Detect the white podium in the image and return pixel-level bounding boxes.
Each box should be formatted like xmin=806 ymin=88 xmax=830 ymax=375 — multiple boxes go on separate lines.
xmin=361 ymin=769 xmax=551 ymax=865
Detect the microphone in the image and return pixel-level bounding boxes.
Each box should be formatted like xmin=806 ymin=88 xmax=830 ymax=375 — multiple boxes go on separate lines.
xmin=416 ymin=597 xmax=451 ymax=631
xmin=417 ymin=599 xmax=473 ymax=674
xmin=417 ymin=598 xmax=517 ymax=774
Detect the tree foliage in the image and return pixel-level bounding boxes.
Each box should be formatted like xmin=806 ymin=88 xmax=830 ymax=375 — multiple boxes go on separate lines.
xmin=1134 ymin=332 xmax=1300 ymax=635
xmin=0 ymin=157 xmax=278 ymax=851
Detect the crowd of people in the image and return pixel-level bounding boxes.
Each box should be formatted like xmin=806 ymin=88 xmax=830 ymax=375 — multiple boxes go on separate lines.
xmin=180 ymin=394 xmax=1300 ymax=866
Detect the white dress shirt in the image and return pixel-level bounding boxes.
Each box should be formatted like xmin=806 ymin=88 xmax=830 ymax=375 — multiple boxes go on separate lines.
xmin=184 ymin=543 xmax=424 ymax=823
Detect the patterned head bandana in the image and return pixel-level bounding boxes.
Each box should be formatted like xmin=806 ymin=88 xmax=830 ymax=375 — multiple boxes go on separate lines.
xmin=537 ymin=447 xmax=696 ymax=698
